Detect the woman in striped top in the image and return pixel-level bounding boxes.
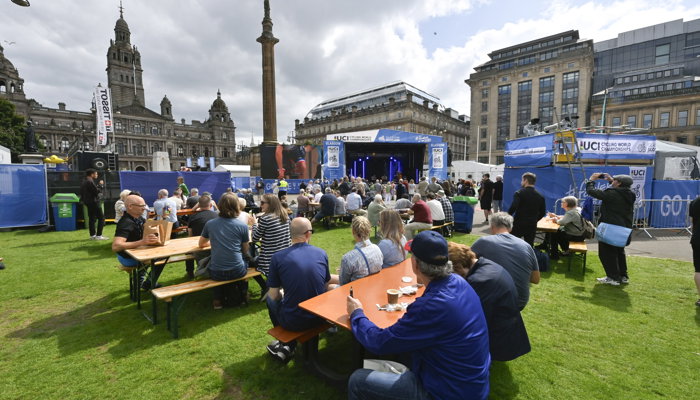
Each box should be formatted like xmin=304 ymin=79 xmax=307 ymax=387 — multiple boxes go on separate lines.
xmin=250 ymin=194 xmax=291 ymax=293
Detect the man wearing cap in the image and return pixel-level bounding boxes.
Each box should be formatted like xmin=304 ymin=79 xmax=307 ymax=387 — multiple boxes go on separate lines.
xmin=346 ymin=231 xmax=490 ymax=400
xmin=586 ymin=173 xmax=635 ymax=286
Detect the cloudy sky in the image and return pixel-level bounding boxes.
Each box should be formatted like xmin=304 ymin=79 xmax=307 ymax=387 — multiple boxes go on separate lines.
xmin=2 ymin=0 xmax=699 ymax=145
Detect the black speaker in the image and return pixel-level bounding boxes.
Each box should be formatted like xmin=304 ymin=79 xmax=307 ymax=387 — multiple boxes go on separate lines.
xmin=75 ymin=151 xmax=119 ymax=171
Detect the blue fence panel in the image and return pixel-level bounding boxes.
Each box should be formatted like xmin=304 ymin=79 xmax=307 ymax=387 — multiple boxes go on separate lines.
xmin=119 ymin=171 xmax=231 ymax=206
xmin=0 ymin=164 xmax=48 ymax=228
xmin=648 ymin=180 xmax=700 ymax=228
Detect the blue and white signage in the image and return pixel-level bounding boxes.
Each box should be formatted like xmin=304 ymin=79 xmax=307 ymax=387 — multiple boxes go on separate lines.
xmin=326 ymin=129 xmax=442 ymax=144
xmin=428 ymin=142 xmax=448 ymax=181
xmin=323 ymin=140 xmax=345 ymax=181
xmin=575 ymin=132 xmax=656 ymax=160
xmin=504 ymin=134 xmax=553 ymax=167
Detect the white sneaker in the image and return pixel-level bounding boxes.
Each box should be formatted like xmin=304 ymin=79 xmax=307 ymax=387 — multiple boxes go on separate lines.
xmin=621 ymin=276 xmax=629 ymax=284
xmin=95 ymin=235 xmax=110 ymax=241
xmin=89 ymin=235 xmax=97 ymax=240
xmin=596 ymin=276 xmax=620 ymax=286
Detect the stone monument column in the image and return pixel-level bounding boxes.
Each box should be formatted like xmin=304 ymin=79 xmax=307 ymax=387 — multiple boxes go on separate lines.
xmin=257 ymin=0 xmax=279 ymax=144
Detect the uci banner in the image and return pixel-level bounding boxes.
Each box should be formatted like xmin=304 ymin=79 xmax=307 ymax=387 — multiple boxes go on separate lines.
xmin=326 ymin=128 xmax=442 ymax=144
xmin=94 ymin=86 xmax=113 ymax=146
xmin=428 ymin=142 xmax=448 ymax=181
xmin=504 ymin=134 xmax=553 ymax=167
xmin=575 ymin=132 xmax=656 ymax=160
xmin=323 ymin=140 xmax=345 ymax=181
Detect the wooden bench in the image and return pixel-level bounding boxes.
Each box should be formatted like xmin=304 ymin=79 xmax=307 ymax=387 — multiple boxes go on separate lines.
xmin=567 ymin=241 xmax=588 ymax=274
xmin=416 ymin=221 xmax=454 ymax=237
xmin=322 ymin=215 xmax=349 ymax=229
xmin=151 ymin=268 xmax=262 ymax=338
xmin=268 ymin=321 xmax=348 ymax=383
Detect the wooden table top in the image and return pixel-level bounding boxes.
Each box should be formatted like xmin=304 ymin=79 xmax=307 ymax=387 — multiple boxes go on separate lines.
xmin=299 ymin=259 xmax=424 ymax=331
xmin=126 ymin=236 xmax=210 ymax=262
xmin=537 ymin=216 xmax=561 ymax=233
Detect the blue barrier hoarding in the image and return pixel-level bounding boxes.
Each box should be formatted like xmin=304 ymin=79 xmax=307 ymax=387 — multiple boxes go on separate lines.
xmin=0 ymin=164 xmax=49 ymax=228
xmin=119 ymin=171 xmax=231 ymax=206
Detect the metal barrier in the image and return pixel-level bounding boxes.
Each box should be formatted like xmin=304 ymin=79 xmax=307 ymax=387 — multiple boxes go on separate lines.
xmin=633 ymin=198 xmax=692 ymax=238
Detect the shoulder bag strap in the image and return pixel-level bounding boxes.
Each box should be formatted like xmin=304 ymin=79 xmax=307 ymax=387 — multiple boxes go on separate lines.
xmin=355 ymin=247 xmax=371 ymax=272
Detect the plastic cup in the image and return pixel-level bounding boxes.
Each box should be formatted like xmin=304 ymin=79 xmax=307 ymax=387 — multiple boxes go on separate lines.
xmin=387 ymin=289 xmax=400 ymax=305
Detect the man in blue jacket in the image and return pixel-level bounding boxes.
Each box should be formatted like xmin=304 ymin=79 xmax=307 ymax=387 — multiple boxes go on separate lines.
xmin=346 ymin=230 xmax=490 ymax=400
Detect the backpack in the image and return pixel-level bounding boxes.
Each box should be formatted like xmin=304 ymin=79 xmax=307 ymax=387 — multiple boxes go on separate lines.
xmin=579 ymin=214 xmax=596 ymax=240
xmin=534 ymin=249 xmax=549 ymax=272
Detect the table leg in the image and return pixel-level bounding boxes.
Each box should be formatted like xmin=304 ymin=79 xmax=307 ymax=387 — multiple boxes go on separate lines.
xmin=301 ymin=335 xmax=349 ymax=386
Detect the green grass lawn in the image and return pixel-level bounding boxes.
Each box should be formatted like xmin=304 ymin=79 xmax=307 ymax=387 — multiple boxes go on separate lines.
xmin=0 ymin=224 xmax=698 ymax=399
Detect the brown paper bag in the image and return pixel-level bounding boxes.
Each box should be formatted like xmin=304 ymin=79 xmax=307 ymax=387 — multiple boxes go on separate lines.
xmin=142 ymin=219 xmax=173 ymax=246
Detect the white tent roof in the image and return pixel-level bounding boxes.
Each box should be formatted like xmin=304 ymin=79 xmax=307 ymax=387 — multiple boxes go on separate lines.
xmin=213 ymin=164 xmax=250 ymax=173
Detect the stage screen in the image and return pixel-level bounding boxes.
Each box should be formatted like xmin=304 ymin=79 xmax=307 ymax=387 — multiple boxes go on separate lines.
xmin=260 ymin=144 xmax=322 ymax=180
xmin=343 ymin=143 xmax=425 ymax=182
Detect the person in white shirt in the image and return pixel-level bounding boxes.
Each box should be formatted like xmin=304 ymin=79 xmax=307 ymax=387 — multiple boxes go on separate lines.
xmin=169 ymin=188 xmax=184 ymax=210
xmin=346 ymin=188 xmax=367 ymax=217
xmin=426 ymin=193 xmax=446 ymax=227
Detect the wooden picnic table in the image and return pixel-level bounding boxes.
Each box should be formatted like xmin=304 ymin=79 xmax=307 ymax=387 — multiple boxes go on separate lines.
xmin=300 ymin=258 xmax=423 ymax=330
xmin=126 ymin=236 xmax=210 ymax=319
xmin=537 ymin=216 xmax=560 ymax=233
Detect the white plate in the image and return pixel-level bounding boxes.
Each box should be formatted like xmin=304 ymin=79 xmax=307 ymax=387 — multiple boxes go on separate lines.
xmin=401 ymin=276 xmax=413 ymax=283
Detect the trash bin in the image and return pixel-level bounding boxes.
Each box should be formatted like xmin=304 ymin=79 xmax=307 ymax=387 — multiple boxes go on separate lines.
xmin=49 ymin=193 xmax=80 ymax=231
xmin=452 ymin=197 xmax=475 ymax=233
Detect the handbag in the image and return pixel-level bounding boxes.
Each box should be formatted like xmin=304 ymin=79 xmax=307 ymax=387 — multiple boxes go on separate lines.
xmin=595 ymin=222 xmax=632 ymax=247
xmin=579 ymin=214 xmax=596 ymax=240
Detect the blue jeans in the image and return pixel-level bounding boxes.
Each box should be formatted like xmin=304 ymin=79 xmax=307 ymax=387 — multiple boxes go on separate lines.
xmin=209 ymin=268 xmax=247 ymax=305
xmin=348 ymin=369 xmax=432 ymax=400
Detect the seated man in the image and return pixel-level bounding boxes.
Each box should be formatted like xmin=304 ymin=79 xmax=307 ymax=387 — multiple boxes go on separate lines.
xmin=347 ymin=231 xmax=490 ymax=400
xmin=311 ymin=188 xmax=337 ymax=227
xmin=449 ymin=242 xmax=531 ymax=362
xmin=426 ymin=193 xmax=446 ymax=227
xmin=330 ymin=216 xmax=383 ymax=285
xmin=185 ymin=195 xmax=219 ymax=279
xmin=112 ymin=194 xmax=161 ymax=289
xmin=265 ymin=218 xmax=332 ymax=362
xmin=470 ymin=212 xmax=540 ymax=310
xmin=405 ymin=194 xmax=432 ymax=240
xmin=394 ymin=195 xmax=412 ymax=212
xmin=334 ymin=190 xmax=347 ymax=217
xmin=346 ymin=188 xmax=368 ymax=217
xmin=437 ymin=189 xmax=454 ymax=236
xmin=185 ymin=188 xmax=200 ymax=209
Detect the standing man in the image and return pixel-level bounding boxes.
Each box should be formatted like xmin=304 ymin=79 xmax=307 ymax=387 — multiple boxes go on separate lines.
xmin=492 ymin=175 xmax=504 ymax=213
xmin=689 ymin=195 xmax=700 ymax=307
xmin=347 ymin=231 xmax=490 ymax=400
xmin=255 ymin=179 xmax=265 ymax=202
xmin=427 ymin=176 xmax=442 ymax=194
xmin=417 ymin=176 xmax=429 ymax=199
xmin=508 ymin=172 xmax=545 ymax=246
xmin=586 ymin=173 xmax=635 ymax=286
xmin=278 ymin=177 xmax=288 ymax=199
xmin=265 ymin=218 xmax=332 ymax=362
xmin=479 ymin=174 xmax=494 ymax=224
xmin=177 ymin=176 xmax=189 ymax=198
xmin=80 ymin=168 xmax=108 ymax=240
xmin=153 ymin=189 xmax=179 ymax=235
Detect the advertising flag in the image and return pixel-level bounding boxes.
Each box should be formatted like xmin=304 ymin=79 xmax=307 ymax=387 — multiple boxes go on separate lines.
xmin=94 ymin=86 xmax=114 ymax=146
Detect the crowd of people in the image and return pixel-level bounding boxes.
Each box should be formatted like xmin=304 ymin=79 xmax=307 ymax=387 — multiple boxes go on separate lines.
xmin=102 ymin=170 xmax=700 ymax=399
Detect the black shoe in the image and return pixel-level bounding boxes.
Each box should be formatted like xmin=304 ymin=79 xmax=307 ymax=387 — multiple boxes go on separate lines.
xmin=140 ymin=281 xmax=162 ymax=291
xmin=266 ymin=340 xmax=294 ymax=363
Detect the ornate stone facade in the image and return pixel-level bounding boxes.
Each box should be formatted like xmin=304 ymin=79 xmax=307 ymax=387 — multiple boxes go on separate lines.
xmin=0 ymin=10 xmax=237 ymax=171
xmin=294 ymin=82 xmax=470 ymax=161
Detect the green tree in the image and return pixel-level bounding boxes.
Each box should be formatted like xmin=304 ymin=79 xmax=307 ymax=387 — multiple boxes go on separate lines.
xmin=0 ymin=98 xmax=26 ymax=162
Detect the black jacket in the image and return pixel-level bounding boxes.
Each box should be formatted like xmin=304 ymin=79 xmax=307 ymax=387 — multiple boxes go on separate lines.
xmin=467 ymin=257 xmax=531 ymax=361
xmin=585 ymin=181 xmax=635 ymax=228
xmin=80 ymin=178 xmax=102 ymax=205
xmin=508 ymin=186 xmax=545 ymax=224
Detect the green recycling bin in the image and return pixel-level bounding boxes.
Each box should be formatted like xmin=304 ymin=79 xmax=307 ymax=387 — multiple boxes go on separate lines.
xmin=49 ymin=193 xmax=80 ymax=231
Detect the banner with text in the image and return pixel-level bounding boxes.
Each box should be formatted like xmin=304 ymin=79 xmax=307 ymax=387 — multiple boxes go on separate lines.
xmin=575 ymin=132 xmax=656 ymax=160
xmin=428 ymin=142 xmax=448 ymax=181
xmin=94 ymin=86 xmax=113 ymax=146
xmin=323 ymin=140 xmax=345 ymax=181
xmin=326 ymin=128 xmax=442 ymax=144
xmin=504 ymin=134 xmax=553 ymax=167
xmin=649 ymin=180 xmax=700 ymax=228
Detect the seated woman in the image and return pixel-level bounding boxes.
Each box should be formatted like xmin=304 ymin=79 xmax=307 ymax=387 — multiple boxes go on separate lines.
xmin=330 ymin=216 xmax=383 ymax=285
xmin=198 ymin=194 xmax=250 ymax=309
xmin=548 ymin=195 xmax=586 ymax=258
xmin=377 ymin=210 xmax=407 ymax=268
xmin=448 ymin=241 xmax=531 ymax=362
xmin=250 ymin=194 xmax=292 ymax=295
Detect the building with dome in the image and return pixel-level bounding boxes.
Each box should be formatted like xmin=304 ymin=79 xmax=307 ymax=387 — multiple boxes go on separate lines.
xmin=0 ymin=8 xmax=237 ymax=171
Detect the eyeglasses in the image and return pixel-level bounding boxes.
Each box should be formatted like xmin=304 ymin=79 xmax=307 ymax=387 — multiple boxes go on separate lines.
xmin=130 ymin=204 xmax=147 ymax=208
xmin=306 ymin=229 xmax=314 ymax=234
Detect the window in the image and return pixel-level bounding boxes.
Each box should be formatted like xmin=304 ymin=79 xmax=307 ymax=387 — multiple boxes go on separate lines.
xmin=696 ymin=109 xmax=700 ymax=125
xmin=204 ymin=147 xmax=210 ymax=157
xmin=151 ymin=126 xmax=159 ymax=135
xmin=480 ymin=142 xmax=487 ymax=151
xmin=539 ymin=92 xmax=554 ymax=103
xmin=612 ymin=117 xmax=621 ymax=126
xmin=480 ymin=115 xmax=487 ymax=125
xmin=678 ymin=110 xmax=688 ymax=127
xmin=643 ymin=114 xmax=653 ymax=129
xmin=60 ymin=137 xmax=70 ymax=151
xmin=655 ymin=44 xmax=670 ymax=65
xmin=480 ymin=128 xmax=487 ymax=138
xmin=660 ymin=112 xmax=670 ymax=128
xmin=677 ymin=136 xmax=688 ymax=144
xmin=543 ymin=67 xmax=551 ymax=73
xmin=627 ymin=115 xmax=637 ymax=128
xmin=562 ymin=88 xmax=578 ymax=100
xmin=498 ymin=84 xmax=511 ymax=95
xmin=177 ymin=145 xmax=184 ymax=157
xmin=116 ymin=142 xmax=125 ymax=154
xmin=133 ymin=123 xmax=141 ymax=133
xmin=481 ymin=101 xmax=488 ymax=112
xmin=39 ymin=135 xmax=48 ymax=148
xmin=115 ymin=121 xmax=123 ymax=131
xmin=563 ymin=71 xmax=579 ymax=85
xmin=481 ymin=89 xmax=489 ymax=98
xmin=539 ymin=76 xmax=555 ymax=88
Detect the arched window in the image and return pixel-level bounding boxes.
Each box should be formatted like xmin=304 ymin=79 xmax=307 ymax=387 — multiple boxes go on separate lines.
xmin=60 ymin=137 xmax=70 ymax=151
xmin=223 ymin=148 xmax=229 ymax=158
xmin=151 ymin=126 xmax=159 ymax=135
xmin=191 ymin=148 xmax=198 ymax=157
xmin=10 ymin=83 xmax=15 ymax=93
xmin=39 ymin=136 xmax=48 ymax=149
xmin=0 ymin=81 xmax=6 ymax=93
xmin=135 ymin=165 xmax=146 ymax=171
xmin=177 ymin=145 xmax=184 ymax=157
xmin=116 ymin=142 xmax=125 ymax=154
xmin=133 ymin=123 xmax=141 ymax=133
xmin=204 ymin=147 xmax=210 ymax=157
xmin=134 ymin=143 xmax=143 ymax=155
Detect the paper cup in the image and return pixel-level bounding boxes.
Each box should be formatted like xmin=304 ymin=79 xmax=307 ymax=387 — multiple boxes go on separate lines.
xmin=387 ymin=289 xmax=400 ymax=305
